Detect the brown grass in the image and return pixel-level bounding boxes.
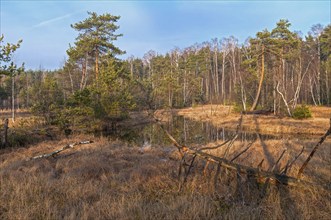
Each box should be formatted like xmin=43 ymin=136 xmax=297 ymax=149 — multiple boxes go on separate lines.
xmin=1 ymin=105 xmax=330 ymax=219
xmin=155 ymin=105 xmax=331 ymax=136
xmin=1 ymin=134 xmax=330 ymax=219
xmin=0 ymin=109 xmax=32 ymax=120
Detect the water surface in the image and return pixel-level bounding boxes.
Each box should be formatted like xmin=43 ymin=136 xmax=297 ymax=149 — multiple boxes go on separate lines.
xmin=99 ymin=115 xmax=279 ymax=146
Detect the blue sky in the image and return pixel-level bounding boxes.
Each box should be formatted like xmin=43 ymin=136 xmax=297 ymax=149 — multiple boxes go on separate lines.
xmin=1 ymin=0 xmax=330 ymax=70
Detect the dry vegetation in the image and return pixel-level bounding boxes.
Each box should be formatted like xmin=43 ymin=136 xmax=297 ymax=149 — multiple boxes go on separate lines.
xmin=0 ymin=134 xmax=330 ymax=219
xmin=0 ymin=105 xmax=330 ymax=219
xmin=156 ymin=105 xmax=331 ymax=136
xmin=0 ymin=109 xmax=32 ymax=120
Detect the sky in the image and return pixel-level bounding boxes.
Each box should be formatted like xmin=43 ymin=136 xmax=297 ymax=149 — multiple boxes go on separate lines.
xmin=1 ymin=0 xmax=330 ymax=70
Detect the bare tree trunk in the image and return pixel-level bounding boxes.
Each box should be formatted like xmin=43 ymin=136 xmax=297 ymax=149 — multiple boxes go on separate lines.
xmin=282 ymin=55 xmax=286 ymax=97
xmin=80 ymin=60 xmax=86 ymax=90
xmin=221 ymin=51 xmax=226 ymax=105
xmin=68 ymin=67 xmax=74 ymax=94
xmin=251 ymin=44 xmax=265 ymax=111
xmin=130 ymin=58 xmax=134 ymax=78
xmin=201 ymin=78 xmax=204 ymax=101
xmin=238 ymin=71 xmax=247 ymax=111
xmin=11 ymin=75 xmax=15 ymax=123
xmin=83 ymin=62 xmax=89 ymax=90
xmin=95 ymin=47 xmax=99 ymax=81
xmin=231 ymin=46 xmax=238 ymax=105
xmin=168 ymin=84 xmax=172 ymax=108
xmin=317 ymin=38 xmax=321 ymax=105
xmin=1 ymin=118 xmax=9 ymax=148
xmin=183 ymin=70 xmax=187 ymax=105
xmin=26 ymin=72 xmax=29 ymax=107
xmin=326 ymin=68 xmax=330 ymax=105
xmin=292 ymin=58 xmax=313 ymax=109
xmin=214 ymin=51 xmax=219 ymax=99
xmin=276 ymin=82 xmax=292 ymax=117
xmin=309 ymin=75 xmax=318 ymax=106
xmin=232 ymin=48 xmax=237 ymax=104
xmin=205 ymin=77 xmax=209 ymax=101
xmin=229 ymin=69 xmax=232 ymax=102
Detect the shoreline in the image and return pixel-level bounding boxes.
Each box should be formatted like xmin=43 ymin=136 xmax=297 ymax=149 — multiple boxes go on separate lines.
xmin=154 ymin=105 xmax=331 ymax=136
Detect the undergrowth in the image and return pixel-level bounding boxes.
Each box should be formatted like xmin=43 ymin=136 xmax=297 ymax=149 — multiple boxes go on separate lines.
xmin=0 ymin=136 xmax=330 ymax=219
xmin=292 ymin=105 xmax=312 ymax=119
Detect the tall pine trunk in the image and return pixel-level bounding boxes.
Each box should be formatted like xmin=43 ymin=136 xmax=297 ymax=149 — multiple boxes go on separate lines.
xmin=250 ymin=44 xmax=265 ymax=111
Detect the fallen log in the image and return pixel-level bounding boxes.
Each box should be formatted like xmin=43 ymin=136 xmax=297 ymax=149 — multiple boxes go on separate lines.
xmin=155 ymin=116 xmax=330 ymax=191
xmin=28 ymin=140 xmax=93 ymax=160
xmin=187 ymin=148 xmax=326 ymax=189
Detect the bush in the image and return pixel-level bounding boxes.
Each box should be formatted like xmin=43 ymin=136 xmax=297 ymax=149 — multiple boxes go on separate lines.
xmin=292 ymin=105 xmax=312 ymax=119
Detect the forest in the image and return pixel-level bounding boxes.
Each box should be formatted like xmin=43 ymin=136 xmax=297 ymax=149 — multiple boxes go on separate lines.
xmin=0 ymin=11 xmax=331 ymax=219
xmin=0 ymin=13 xmax=330 ymax=124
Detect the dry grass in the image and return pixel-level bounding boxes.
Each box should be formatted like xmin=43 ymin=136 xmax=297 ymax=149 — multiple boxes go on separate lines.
xmin=1 ymin=134 xmax=330 ymax=219
xmin=155 ymin=105 xmax=331 ymax=136
xmin=1 ymin=105 xmax=330 ymax=219
xmin=0 ymin=109 xmax=32 ymax=120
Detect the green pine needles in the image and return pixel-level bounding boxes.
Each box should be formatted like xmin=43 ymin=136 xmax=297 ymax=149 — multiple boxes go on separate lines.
xmin=292 ymin=105 xmax=312 ymax=119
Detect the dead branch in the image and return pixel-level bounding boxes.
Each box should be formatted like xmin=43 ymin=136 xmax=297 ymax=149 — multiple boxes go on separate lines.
xmin=261 ymin=149 xmax=287 ymax=196
xmin=280 ymin=146 xmax=304 ymax=175
xmin=28 ymin=140 xmax=94 ymax=160
xmin=231 ymin=141 xmax=255 ymax=162
xmin=159 ymin=122 xmax=328 ymax=189
xmin=222 ymin=134 xmax=238 ymax=158
xmin=191 ymin=148 xmax=327 ymax=189
xmin=209 ymin=114 xmax=244 ymax=190
xmin=257 ymin=159 xmax=264 ymax=170
xmin=180 ymin=154 xmax=197 ymax=190
xmin=297 ymin=118 xmax=331 ymax=179
xmin=199 ymin=113 xmax=243 ymax=151
xmin=154 ymin=116 xmax=187 ymax=155
xmin=154 ymin=113 xmax=330 ymax=191
xmin=270 ymin=149 xmax=287 ymax=172
xmin=199 ymin=138 xmax=232 ymax=151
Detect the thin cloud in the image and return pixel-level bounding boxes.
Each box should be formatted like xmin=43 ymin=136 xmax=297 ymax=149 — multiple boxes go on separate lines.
xmin=32 ymin=12 xmax=75 ymax=29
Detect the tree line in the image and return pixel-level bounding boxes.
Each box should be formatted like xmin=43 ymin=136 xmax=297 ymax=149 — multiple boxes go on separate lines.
xmin=0 ymin=12 xmax=330 ymax=127
xmin=126 ymin=20 xmax=330 ymax=114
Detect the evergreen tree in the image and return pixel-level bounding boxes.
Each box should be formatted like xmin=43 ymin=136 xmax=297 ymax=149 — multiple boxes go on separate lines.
xmin=0 ymin=35 xmax=24 ymax=76
xmin=248 ymin=29 xmax=271 ymax=111
xmin=70 ymin=12 xmax=125 ymax=80
xmin=0 ymin=35 xmax=24 ymax=120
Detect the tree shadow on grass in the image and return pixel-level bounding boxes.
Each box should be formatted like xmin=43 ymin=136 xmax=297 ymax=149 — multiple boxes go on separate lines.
xmin=277 ymin=184 xmax=302 ymax=220
xmin=252 ymin=116 xmax=301 ymax=219
xmin=253 ymin=115 xmax=276 ymax=169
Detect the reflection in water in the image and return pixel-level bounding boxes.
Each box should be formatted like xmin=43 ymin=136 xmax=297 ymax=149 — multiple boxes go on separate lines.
xmin=97 ymin=115 xmax=278 ymax=146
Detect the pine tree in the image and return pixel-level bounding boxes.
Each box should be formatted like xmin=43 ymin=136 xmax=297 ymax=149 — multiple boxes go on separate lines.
xmin=70 ymin=12 xmax=125 ymax=81
xmin=249 ymin=29 xmax=271 ymax=111
xmin=0 ymin=35 xmax=24 ymax=121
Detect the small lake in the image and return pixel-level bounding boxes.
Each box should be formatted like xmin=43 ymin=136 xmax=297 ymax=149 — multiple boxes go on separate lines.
xmin=97 ymin=115 xmax=280 ymax=147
